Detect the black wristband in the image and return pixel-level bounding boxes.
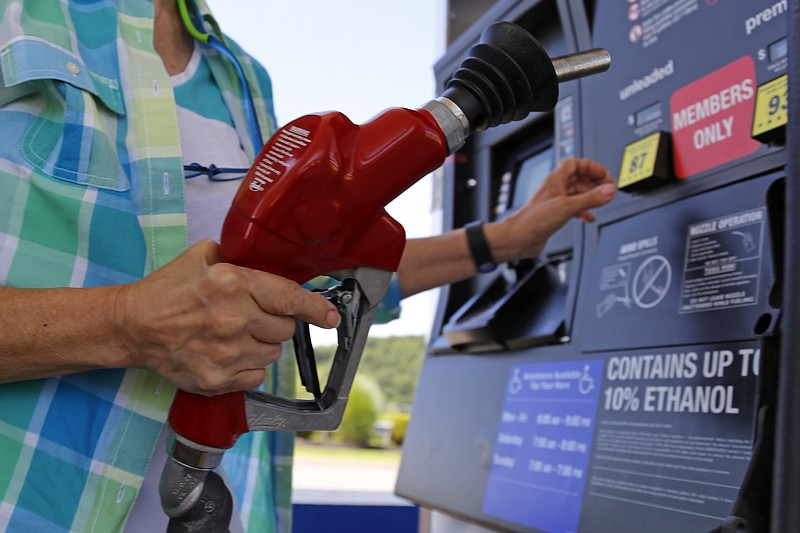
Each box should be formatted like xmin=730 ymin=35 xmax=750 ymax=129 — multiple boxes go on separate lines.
xmin=465 ymin=221 xmax=497 ymax=273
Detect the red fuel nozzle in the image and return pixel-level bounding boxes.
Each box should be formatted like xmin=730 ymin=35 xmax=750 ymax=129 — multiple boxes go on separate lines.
xmin=168 ymin=106 xmax=449 ymax=450
xmin=165 ymin=16 xmax=612 ymax=455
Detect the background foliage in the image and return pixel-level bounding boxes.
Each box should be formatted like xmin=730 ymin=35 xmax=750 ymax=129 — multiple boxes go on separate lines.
xmin=313 ymin=335 xmax=426 ymax=408
xmin=298 ymin=335 xmax=426 ymax=446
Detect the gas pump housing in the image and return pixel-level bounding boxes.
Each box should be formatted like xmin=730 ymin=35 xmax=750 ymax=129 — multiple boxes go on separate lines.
xmin=397 ymin=1 xmax=795 ymax=532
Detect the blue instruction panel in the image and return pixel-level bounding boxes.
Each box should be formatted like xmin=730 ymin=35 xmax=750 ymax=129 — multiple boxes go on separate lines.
xmin=483 ymin=359 xmax=604 ymax=533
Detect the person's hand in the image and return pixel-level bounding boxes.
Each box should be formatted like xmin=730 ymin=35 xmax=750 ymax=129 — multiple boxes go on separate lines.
xmin=114 ymin=240 xmax=340 ymax=396
xmin=484 ymin=157 xmax=616 ymax=262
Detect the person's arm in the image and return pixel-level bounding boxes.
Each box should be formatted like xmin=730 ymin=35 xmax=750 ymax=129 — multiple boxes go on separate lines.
xmin=397 ymin=158 xmax=616 ymax=297
xmin=0 ymin=240 xmax=340 ymax=395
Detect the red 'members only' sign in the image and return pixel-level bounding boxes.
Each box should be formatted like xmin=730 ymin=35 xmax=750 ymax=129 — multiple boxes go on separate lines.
xmin=670 ymin=56 xmax=761 ymax=178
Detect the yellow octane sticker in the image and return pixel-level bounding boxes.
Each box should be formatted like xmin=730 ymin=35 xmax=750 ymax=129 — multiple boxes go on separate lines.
xmin=619 ymin=133 xmax=661 ymax=189
xmin=752 ymin=74 xmax=788 ymax=138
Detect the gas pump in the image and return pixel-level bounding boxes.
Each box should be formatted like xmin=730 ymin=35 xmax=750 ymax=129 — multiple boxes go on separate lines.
xmin=398 ymin=0 xmax=794 ymax=532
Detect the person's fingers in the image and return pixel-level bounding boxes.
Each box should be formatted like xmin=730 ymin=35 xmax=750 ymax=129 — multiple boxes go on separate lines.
xmin=583 ymin=182 xmax=618 ymax=206
xmin=571 ymin=158 xmax=612 ymax=182
xmin=195 ymin=368 xmax=268 ymax=397
xmin=246 ymin=269 xmax=341 ymax=329
xmin=195 ymin=238 xmax=225 ymax=265
xmin=176 ymin=336 xmax=281 ymax=394
xmin=550 ymin=158 xmax=597 ymax=181
xmin=206 ymin=331 xmax=286 ymax=369
xmin=248 ymin=315 xmax=297 ymax=344
xmin=559 ymin=158 xmax=616 ymax=222
xmin=569 ymin=173 xmax=616 ymax=194
xmin=567 ymin=163 xmax=614 ymax=191
xmin=121 ymin=240 xmax=344 ymax=396
xmin=230 ymin=368 xmax=268 ymax=394
xmin=540 ymin=158 xmax=613 ymax=200
xmin=570 ymin=183 xmax=617 ymax=222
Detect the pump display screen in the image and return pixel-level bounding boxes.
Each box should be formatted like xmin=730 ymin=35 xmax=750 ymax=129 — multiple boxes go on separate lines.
xmin=635 ymin=102 xmax=662 ymax=127
xmin=511 ymin=146 xmax=554 ymax=211
xmin=769 ymin=37 xmax=788 ymax=63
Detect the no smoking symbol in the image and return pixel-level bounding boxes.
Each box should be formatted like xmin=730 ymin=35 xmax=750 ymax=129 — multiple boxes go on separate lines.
xmin=629 ymin=24 xmax=643 ymax=44
xmin=632 ymin=255 xmax=671 ymax=309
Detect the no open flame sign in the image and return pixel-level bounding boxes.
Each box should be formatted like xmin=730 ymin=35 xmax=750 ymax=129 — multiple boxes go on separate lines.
xmin=670 ymin=56 xmax=761 ymax=178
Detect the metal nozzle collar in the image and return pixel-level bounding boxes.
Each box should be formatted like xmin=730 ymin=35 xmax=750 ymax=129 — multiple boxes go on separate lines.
xmin=422 ymin=97 xmax=470 ymax=155
xmin=166 ymin=431 xmax=226 ymax=471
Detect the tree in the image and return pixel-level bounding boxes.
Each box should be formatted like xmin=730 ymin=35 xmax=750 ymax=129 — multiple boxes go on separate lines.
xmin=313 ymin=335 xmax=425 ymax=407
xmin=338 ymin=375 xmax=383 ymax=447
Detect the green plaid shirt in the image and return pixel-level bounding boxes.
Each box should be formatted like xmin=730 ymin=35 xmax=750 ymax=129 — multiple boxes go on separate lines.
xmin=0 ymin=1 xmax=295 ymax=531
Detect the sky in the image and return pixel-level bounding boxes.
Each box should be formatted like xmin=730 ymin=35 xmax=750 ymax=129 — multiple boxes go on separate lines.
xmin=206 ymin=1 xmax=448 ymax=341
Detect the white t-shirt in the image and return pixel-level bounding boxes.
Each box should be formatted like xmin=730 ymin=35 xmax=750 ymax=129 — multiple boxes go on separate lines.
xmin=176 ymin=45 xmax=252 ymax=245
xmin=125 ymin=44 xmax=251 ymax=533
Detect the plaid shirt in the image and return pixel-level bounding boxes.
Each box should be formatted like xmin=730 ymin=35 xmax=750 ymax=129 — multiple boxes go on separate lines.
xmin=0 ymin=0 xmax=296 ymax=531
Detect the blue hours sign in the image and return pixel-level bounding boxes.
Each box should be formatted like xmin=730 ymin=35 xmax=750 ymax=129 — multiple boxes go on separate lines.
xmin=483 ymin=359 xmax=604 ymax=533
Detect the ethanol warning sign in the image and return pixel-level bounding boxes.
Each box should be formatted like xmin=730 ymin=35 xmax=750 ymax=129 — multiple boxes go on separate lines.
xmin=581 ymin=341 xmax=758 ymax=533
xmin=680 ymin=208 xmax=765 ymax=313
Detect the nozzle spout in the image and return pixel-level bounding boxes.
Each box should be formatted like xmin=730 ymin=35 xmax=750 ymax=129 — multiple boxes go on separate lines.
xmin=552 ymin=48 xmax=612 ymax=84
xmin=427 ymin=21 xmax=612 ymax=154
xmin=438 ymin=21 xmax=612 ymax=135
